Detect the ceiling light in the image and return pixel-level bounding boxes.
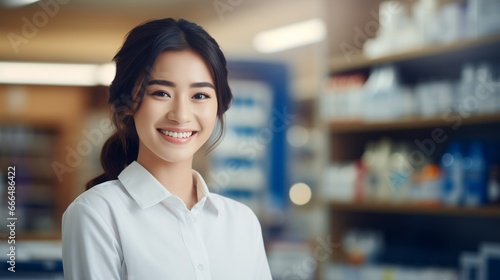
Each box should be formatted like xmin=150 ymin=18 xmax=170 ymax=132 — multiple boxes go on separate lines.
xmin=253 ymin=18 xmax=326 ymax=53
xmin=96 ymin=63 xmax=116 ymax=86
xmin=2 ymin=0 xmax=40 ymax=8
xmin=0 ymin=62 xmax=115 ymax=86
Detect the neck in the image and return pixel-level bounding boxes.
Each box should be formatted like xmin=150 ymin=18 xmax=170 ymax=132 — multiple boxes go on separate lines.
xmin=136 ymin=149 xmax=197 ymax=210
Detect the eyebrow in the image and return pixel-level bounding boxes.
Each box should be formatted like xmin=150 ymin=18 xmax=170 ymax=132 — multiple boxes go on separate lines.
xmin=148 ymin=79 xmax=215 ymax=89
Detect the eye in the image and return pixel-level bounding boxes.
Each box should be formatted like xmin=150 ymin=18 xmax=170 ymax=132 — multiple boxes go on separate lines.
xmin=193 ymin=93 xmax=211 ymax=100
xmin=151 ymin=91 xmax=170 ymax=98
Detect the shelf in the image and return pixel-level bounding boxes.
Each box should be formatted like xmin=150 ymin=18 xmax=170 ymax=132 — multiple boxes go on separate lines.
xmin=330 ymin=33 xmax=500 ymax=74
xmin=328 ymin=200 xmax=500 ymax=217
xmin=0 ymin=231 xmax=61 ymax=241
xmin=328 ymin=113 xmax=500 ymax=134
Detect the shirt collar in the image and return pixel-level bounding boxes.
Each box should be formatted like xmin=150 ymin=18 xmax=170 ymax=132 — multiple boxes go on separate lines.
xmin=118 ymin=161 xmax=219 ymax=214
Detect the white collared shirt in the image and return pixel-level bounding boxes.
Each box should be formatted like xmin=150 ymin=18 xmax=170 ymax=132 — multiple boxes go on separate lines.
xmin=62 ymin=161 xmax=272 ymax=280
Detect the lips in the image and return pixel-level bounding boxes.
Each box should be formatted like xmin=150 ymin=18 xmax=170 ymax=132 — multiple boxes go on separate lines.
xmin=157 ymin=129 xmax=196 ymax=139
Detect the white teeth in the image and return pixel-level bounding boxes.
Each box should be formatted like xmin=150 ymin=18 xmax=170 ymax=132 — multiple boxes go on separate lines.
xmin=159 ymin=130 xmax=193 ymax=139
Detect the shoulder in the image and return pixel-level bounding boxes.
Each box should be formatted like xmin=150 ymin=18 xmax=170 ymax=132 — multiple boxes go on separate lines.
xmin=62 ymin=181 xmax=125 ymax=253
xmin=64 ymin=180 xmax=129 ymax=217
xmin=209 ymin=193 xmax=261 ymax=226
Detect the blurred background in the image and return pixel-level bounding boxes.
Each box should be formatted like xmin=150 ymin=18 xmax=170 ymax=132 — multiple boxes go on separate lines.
xmin=1 ymin=0 xmax=500 ymax=279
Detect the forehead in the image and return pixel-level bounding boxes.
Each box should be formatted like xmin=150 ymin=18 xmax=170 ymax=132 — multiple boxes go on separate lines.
xmin=151 ymin=50 xmax=213 ymax=81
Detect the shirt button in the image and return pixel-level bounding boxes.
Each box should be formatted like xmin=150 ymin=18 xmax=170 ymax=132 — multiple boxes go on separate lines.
xmin=198 ymin=264 xmax=204 ymax=270
xmin=191 ymin=216 xmax=197 ymax=222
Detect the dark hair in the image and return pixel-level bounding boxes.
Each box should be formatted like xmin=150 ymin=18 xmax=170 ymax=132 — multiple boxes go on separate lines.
xmin=86 ymin=18 xmax=232 ymax=189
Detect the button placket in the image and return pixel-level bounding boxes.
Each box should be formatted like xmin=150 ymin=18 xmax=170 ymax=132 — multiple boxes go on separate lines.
xmin=177 ymin=209 xmax=211 ymax=279
xmin=192 ymin=215 xmax=212 ymax=279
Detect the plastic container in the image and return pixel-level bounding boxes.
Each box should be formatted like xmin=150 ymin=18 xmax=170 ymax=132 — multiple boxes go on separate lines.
xmin=464 ymin=141 xmax=488 ymax=206
xmin=488 ymin=165 xmax=500 ymax=204
xmin=362 ymin=65 xmax=402 ymax=121
xmin=441 ymin=141 xmax=465 ymax=205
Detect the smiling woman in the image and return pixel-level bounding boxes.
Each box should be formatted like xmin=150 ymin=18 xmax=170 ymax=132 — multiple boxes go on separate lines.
xmin=134 ymin=50 xmax=219 ymax=190
xmin=61 ymin=18 xmax=272 ymax=280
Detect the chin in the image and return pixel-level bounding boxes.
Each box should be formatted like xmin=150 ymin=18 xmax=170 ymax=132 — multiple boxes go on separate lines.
xmin=157 ymin=150 xmax=196 ymax=164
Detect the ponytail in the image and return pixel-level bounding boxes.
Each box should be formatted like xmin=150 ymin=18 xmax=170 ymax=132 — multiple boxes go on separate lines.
xmin=85 ymin=117 xmax=139 ymax=189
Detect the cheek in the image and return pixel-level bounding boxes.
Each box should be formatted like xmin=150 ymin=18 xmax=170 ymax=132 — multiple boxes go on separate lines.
xmin=134 ymin=101 xmax=159 ymax=132
xmin=196 ymin=104 xmax=218 ymax=134
xmin=197 ymin=99 xmax=217 ymax=115
xmin=133 ymin=109 xmax=147 ymax=129
xmin=206 ymin=103 xmax=218 ymax=126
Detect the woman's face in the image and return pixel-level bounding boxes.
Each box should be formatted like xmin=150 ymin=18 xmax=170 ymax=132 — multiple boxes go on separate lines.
xmin=134 ymin=50 xmax=218 ymax=165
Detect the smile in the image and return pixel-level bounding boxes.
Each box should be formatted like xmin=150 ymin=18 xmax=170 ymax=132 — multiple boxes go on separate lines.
xmin=157 ymin=129 xmax=194 ymax=139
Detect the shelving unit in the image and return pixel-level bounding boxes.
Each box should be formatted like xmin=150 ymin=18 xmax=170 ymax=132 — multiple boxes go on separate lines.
xmin=328 ymin=201 xmax=500 ymax=266
xmin=328 ymin=201 xmax=500 ymax=217
xmin=0 ymin=85 xmax=89 ymax=241
xmin=0 ymin=126 xmax=58 ymax=234
xmin=329 ymin=113 xmax=500 ymax=133
xmin=322 ymin=25 xmax=500 ymax=278
xmin=328 ymin=117 xmax=500 ymax=164
xmin=329 ymin=33 xmax=500 ymax=74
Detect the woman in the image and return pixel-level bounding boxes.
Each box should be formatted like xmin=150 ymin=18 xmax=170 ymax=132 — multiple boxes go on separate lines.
xmin=62 ymin=18 xmax=272 ymax=280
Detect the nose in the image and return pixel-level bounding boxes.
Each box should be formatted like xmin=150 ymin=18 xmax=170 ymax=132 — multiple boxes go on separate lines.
xmin=167 ymin=96 xmax=193 ymax=124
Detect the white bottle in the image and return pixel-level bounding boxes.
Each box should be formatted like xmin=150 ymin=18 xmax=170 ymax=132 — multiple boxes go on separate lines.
xmin=475 ymin=62 xmax=496 ymax=114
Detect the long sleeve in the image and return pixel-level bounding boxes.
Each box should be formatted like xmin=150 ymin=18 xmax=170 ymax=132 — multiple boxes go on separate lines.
xmin=62 ymin=201 xmax=122 ymax=280
xmin=256 ymin=237 xmax=272 ymax=280
xmin=252 ymin=212 xmax=273 ymax=280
